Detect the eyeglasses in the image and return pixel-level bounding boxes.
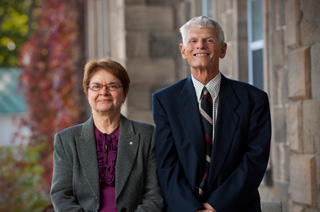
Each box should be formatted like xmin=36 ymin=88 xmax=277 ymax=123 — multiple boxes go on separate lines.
xmin=87 ymin=82 xmax=122 ymax=91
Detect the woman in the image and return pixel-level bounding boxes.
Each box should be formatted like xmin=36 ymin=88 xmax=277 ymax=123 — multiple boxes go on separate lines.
xmin=50 ymin=58 xmax=163 ymax=212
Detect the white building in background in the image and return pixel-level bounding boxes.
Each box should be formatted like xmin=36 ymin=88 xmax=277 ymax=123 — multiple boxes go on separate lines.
xmin=0 ymin=68 xmax=27 ymax=146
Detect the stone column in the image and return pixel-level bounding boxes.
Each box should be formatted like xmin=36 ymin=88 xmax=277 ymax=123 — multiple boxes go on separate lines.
xmin=123 ymin=0 xmax=181 ymax=124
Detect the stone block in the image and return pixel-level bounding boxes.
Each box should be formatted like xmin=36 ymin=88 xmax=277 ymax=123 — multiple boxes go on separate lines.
xmin=275 ymin=142 xmax=290 ymax=182
xmin=300 ymin=0 xmax=320 ymax=46
xmin=220 ymin=41 xmax=234 ymax=78
xmin=303 ymin=99 xmax=320 ymax=154
xmin=150 ymin=32 xmax=181 ymax=58
xmin=285 ymin=0 xmax=300 ymax=48
xmin=223 ymin=11 xmax=234 ymax=43
xmin=127 ymin=109 xmax=154 ymax=125
xmin=272 ymin=106 xmax=287 ymax=143
xmin=317 ymin=154 xmax=320 ymax=209
xmin=274 ymin=181 xmax=289 ymax=212
xmin=272 ymin=143 xmax=287 ymax=183
xmin=127 ymin=84 xmax=151 ymax=111
xmin=175 ymin=1 xmax=190 ymax=28
xmin=274 ymin=0 xmax=286 ymax=28
xmin=288 ymin=46 xmax=311 ymax=100
xmin=261 ymin=201 xmax=282 ymax=212
xmin=278 ymin=67 xmax=289 ymax=104
xmin=259 ymin=185 xmax=274 ymax=201
xmin=147 ymin=0 xmax=181 ymax=5
xmin=126 ymin=58 xmax=176 ymax=85
xmin=289 ymin=154 xmax=317 ymax=206
xmin=292 ymin=205 xmax=304 ymax=212
xmin=126 ymin=32 xmax=149 ymax=58
xmin=266 ymin=1 xmax=276 ymax=31
xmin=305 ymin=210 xmax=320 ymax=212
xmin=125 ymin=5 xmax=174 ymax=30
xmin=271 ymin=30 xmax=285 ymax=67
xmin=269 ymin=67 xmax=288 ymax=106
xmin=217 ymin=0 xmax=228 ymax=14
xmin=124 ymin=0 xmax=146 ymax=4
xmin=177 ymin=56 xmax=190 ymax=80
xmin=311 ymin=43 xmax=320 ymax=99
xmin=287 ymin=101 xmax=303 ymax=153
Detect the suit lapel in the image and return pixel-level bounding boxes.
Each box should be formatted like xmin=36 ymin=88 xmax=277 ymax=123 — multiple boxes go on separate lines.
xmin=115 ymin=115 xmax=139 ymax=200
xmin=177 ymin=77 xmax=206 ymax=168
xmin=76 ymin=117 xmax=100 ymax=201
xmin=208 ymin=75 xmax=240 ymax=187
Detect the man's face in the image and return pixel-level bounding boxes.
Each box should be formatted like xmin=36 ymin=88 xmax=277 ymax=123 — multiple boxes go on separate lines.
xmin=180 ymin=27 xmax=227 ymax=72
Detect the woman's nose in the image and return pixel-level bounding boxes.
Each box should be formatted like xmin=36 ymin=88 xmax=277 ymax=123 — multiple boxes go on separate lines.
xmin=99 ymin=86 xmax=110 ymax=95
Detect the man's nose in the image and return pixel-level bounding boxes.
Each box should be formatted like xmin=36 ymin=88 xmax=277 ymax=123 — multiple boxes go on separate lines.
xmin=196 ymin=40 xmax=206 ymax=48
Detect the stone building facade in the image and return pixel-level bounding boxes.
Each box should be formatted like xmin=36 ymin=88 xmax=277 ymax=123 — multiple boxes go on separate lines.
xmin=85 ymin=0 xmax=320 ymax=211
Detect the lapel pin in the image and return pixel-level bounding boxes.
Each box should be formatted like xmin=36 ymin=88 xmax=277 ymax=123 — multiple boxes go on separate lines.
xmin=129 ymin=141 xmax=133 ymax=145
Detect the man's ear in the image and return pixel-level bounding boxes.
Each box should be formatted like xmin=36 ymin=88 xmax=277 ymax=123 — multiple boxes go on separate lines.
xmin=220 ymin=42 xmax=227 ymax=59
xmin=180 ymin=43 xmax=187 ymax=59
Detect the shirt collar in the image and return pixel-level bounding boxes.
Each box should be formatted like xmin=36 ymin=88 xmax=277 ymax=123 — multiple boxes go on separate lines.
xmin=191 ymin=72 xmax=221 ymax=102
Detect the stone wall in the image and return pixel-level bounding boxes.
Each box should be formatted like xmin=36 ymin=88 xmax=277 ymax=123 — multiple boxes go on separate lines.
xmin=266 ymin=0 xmax=320 ymax=211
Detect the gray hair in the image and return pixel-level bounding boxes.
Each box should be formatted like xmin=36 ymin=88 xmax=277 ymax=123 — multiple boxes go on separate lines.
xmin=179 ymin=16 xmax=225 ymax=46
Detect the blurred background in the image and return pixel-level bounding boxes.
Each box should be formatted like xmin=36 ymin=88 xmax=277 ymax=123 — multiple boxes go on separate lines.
xmin=0 ymin=0 xmax=319 ymax=211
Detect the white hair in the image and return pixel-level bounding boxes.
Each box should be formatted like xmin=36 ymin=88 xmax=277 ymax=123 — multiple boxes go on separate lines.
xmin=179 ymin=16 xmax=225 ymax=46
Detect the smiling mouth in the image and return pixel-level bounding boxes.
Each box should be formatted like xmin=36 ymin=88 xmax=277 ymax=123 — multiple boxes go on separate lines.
xmin=98 ymin=99 xmax=112 ymax=102
xmin=194 ymin=53 xmax=209 ymax=56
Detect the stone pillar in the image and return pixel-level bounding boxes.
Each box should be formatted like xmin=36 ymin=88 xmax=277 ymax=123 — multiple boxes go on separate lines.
xmin=123 ymin=1 xmax=179 ymax=124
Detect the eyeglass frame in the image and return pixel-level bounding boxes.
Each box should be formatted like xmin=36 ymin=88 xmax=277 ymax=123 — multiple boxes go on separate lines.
xmin=87 ymin=82 xmax=122 ymax=91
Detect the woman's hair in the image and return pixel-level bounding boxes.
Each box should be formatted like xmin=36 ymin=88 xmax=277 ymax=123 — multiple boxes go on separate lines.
xmin=83 ymin=58 xmax=130 ymax=96
xmin=179 ymin=16 xmax=225 ymax=46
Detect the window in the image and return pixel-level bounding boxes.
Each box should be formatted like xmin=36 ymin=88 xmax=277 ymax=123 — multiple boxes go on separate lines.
xmin=202 ymin=0 xmax=213 ymax=18
xmin=248 ymin=0 xmax=264 ymax=90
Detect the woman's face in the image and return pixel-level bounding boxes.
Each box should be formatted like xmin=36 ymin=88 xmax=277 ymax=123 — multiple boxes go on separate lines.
xmin=87 ymin=69 xmax=126 ymax=116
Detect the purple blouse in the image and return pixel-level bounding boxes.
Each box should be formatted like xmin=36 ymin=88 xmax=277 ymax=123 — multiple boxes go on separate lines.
xmin=94 ymin=125 xmax=120 ymax=212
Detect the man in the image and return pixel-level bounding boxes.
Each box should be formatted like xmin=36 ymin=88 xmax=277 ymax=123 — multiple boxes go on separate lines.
xmin=152 ymin=16 xmax=271 ymax=212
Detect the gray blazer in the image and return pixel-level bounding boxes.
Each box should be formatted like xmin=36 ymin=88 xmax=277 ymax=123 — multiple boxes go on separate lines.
xmin=50 ymin=115 xmax=163 ymax=212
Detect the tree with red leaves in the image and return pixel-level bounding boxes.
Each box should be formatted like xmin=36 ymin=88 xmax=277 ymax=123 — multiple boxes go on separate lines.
xmin=19 ymin=0 xmax=85 ymax=190
xmin=0 ymin=0 xmax=85 ymax=210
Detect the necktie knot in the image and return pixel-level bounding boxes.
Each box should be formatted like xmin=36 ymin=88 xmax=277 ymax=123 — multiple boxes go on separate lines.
xmin=201 ymin=87 xmax=213 ymax=116
xmin=201 ymin=87 xmax=212 ymax=104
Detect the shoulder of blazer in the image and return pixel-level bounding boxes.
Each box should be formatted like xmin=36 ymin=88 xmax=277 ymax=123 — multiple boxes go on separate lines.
xmin=221 ymin=74 xmax=268 ymax=102
xmin=221 ymin=75 xmax=266 ymax=94
xmin=154 ymin=77 xmax=189 ymax=97
xmin=56 ymin=117 xmax=94 ymax=140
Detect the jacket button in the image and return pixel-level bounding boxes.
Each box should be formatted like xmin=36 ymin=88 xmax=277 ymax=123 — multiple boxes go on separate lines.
xmin=121 ymin=208 xmax=127 ymax=212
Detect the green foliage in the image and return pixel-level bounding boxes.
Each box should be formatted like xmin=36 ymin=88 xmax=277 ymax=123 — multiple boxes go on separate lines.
xmin=0 ymin=0 xmax=40 ymax=67
xmin=0 ymin=144 xmax=50 ymax=211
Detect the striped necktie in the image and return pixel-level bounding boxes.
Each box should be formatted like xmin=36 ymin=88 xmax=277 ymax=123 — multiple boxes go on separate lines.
xmin=199 ymin=86 xmax=213 ymax=200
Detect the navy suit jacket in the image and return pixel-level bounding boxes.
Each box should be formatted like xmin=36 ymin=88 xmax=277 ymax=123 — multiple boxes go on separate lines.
xmin=152 ymin=74 xmax=271 ymax=212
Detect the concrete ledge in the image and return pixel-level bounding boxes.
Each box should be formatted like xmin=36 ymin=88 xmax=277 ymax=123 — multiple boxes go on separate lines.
xmin=261 ymin=201 xmax=282 ymax=212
